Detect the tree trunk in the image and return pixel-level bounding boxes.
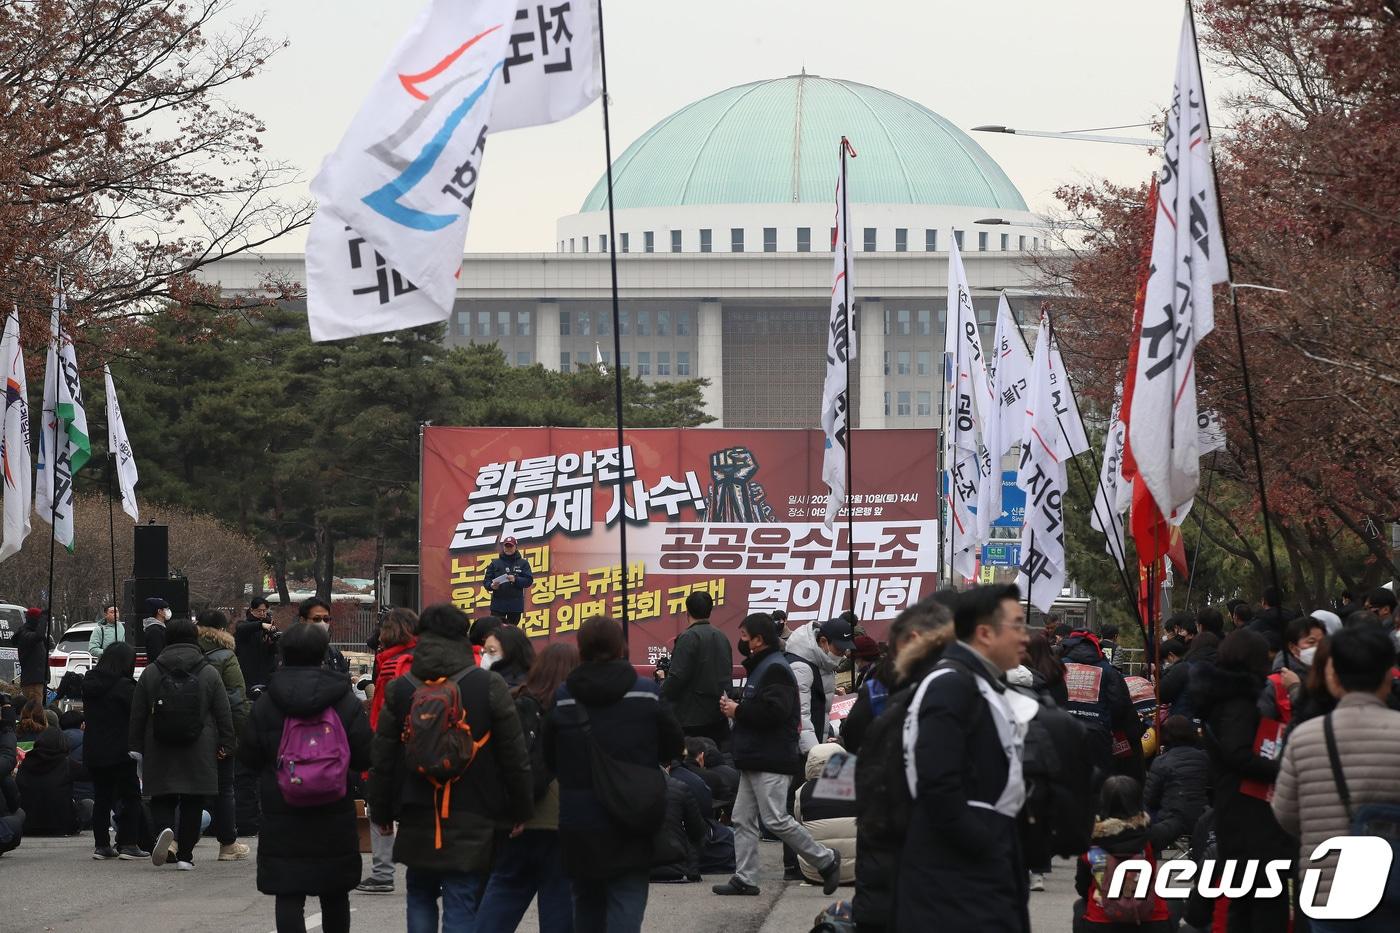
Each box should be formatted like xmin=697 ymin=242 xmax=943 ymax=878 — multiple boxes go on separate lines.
xmin=313 ymin=521 xmax=335 ymax=603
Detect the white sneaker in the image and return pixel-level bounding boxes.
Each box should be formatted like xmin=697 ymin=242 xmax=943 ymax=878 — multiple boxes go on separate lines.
xmin=151 ymin=829 xmax=175 ymax=867
xmin=176 ymin=861 xmax=195 ymax=871
xmin=1029 ymin=872 xmax=1046 ymax=892
xmin=218 ymin=842 xmax=250 ymax=861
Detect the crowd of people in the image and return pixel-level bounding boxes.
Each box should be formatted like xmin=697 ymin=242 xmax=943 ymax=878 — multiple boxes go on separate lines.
xmin=3 ymin=564 xmax=1400 ymax=933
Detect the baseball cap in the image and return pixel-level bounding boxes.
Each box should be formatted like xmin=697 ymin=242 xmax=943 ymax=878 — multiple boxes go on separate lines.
xmin=502 ymin=535 xmax=518 ymax=546
xmin=144 ymin=597 xmax=170 ymax=614
xmin=817 ymin=617 xmax=857 ymax=653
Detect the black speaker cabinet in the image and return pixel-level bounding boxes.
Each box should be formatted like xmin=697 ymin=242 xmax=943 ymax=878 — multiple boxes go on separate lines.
xmin=133 ymin=524 xmax=169 ymax=579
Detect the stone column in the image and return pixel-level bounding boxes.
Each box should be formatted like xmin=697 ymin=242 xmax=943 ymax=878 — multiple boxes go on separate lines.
xmin=535 ymin=301 xmax=560 ymax=371
xmin=858 ymin=299 xmax=886 ymax=429
xmin=697 ymin=300 xmax=724 ymax=427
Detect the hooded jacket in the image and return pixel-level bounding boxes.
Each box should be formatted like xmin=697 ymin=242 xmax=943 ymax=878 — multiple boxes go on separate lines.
xmin=1058 ymin=632 xmax=1143 ymax=769
xmin=129 ymin=640 xmax=234 ymax=797
xmin=238 ymin=665 xmax=372 ymax=896
xmin=1074 ymin=813 xmax=1171 ymax=924
xmin=369 ymin=638 xmax=415 ymax=730
xmin=198 ymin=625 xmax=249 ymax=748
xmin=16 ymin=729 xmax=84 ymax=836
xmin=784 ymin=621 xmax=840 ymax=753
xmin=142 ymin=616 xmax=167 ymax=662
xmin=1143 ymin=742 xmax=1210 ymax=846
xmin=484 ymin=551 xmax=534 ymax=615
xmin=80 ymin=669 xmax=137 ymax=769
xmin=543 ymin=657 xmax=684 ymax=880
xmin=370 ymin=631 xmax=534 ymax=873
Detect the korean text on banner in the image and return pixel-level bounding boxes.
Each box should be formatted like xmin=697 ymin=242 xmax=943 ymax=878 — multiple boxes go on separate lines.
xmin=976 ymin=295 xmax=1031 ymax=541
xmin=820 ymin=145 xmax=856 ymax=529
xmin=0 ymin=308 xmax=31 ymax=562
xmin=103 ymin=365 xmax=139 ymax=522
xmin=35 ymin=291 xmax=90 ymax=552
xmin=1127 ymin=10 xmax=1228 ymax=520
xmin=1091 ymin=393 xmax=1129 ymax=571
xmin=942 ymin=238 xmax=991 ymax=580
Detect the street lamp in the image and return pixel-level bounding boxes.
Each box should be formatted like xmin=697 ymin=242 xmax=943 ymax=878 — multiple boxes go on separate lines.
xmin=971 ymin=125 xmax=1157 ymax=148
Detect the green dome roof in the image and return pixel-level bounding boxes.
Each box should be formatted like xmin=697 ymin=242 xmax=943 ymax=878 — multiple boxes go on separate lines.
xmin=580 ymin=74 xmax=1028 ymax=213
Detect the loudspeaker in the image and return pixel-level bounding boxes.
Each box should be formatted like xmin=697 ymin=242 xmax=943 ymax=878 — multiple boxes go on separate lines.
xmin=133 ymin=525 xmax=169 ymax=578
xmin=125 ymin=577 xmax=190 ymax=645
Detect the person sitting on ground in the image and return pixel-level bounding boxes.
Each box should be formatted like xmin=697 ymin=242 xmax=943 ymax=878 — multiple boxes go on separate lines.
xmin=16 ymin=727 xmax=88 ymax=836
xmin=1143 ymin=715 xmax=1209 ymax=851
xmin=16 ymin=698 xmax=53 ymax=742
xmin=481 ymin=622 xmax=534 ymax=690
xmin=794 ymin=742 xmax=856 ymax=886
xmin=682 ymin=736 xmax=738 ymax=809
xmin=1074 ymin=775 xmax=1172 ymax=931
xmin=650 ymin=760 xmax=707 ymax=883
xmin=239 ymin=621 xmax=372 ymax=933
xmin=58 ymin=709 xmax=93 ymax=824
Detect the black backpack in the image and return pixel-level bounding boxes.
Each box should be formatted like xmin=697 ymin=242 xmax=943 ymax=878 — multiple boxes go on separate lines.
xmin=515 ymin=693 xmax=552 ymax=802
xmin=852 ymin=683 xmax=918 ymax=850
xmin=1018 ymin=689 xmax=1094 ymax=857
xmin=151 ymin=659 xmax=208 ymax=745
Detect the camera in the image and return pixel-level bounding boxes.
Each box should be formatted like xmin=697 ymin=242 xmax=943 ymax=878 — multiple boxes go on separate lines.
xmin=652 ymin=653 xmax=671 ymax=683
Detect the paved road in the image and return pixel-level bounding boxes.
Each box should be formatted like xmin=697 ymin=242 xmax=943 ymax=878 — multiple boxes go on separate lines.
xmin=3 ymin=834 xmax=1078 ymax=932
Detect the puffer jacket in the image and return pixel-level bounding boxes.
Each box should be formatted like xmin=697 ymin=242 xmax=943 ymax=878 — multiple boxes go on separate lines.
xmin=1143 ymin=743 xmax=1210 ymax=847
xmin=795 ymin=742 xmax=856 ymax=884
xmin=784 ymin=621 xmax=840 ymax=753
xmin=198 ymin=626 xmax=249 ymax=748
xmin=650 ymin=771 xmax=705 ymax=881
xmin=1074 ymin=813 xmax=1171 ymax=924
xmin=1160 ymin=630 xmax=1220 ymax=723
xmin=1272 ymin=691 xmax=1400 ymax=904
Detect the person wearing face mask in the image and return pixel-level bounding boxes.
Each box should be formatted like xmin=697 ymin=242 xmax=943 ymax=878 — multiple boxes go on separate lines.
xmin=297 ymin=598 xmax=350 ymax=676
xmin=784 ymin=616 xmax=857 ymax=754
xmin=1259 ymin=614 xmax=1326 ymax=727
xmin=484 ymin=536 xmax=534 ymax=625
xmin=480 ymin=623 xmax=534 ymax=689
xmin=141 ymin=598 xmax=172 ymax=662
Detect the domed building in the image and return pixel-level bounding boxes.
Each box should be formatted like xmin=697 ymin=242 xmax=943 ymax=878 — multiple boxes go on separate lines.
xmin=208 ymin=74 xmax=1046 ymax=430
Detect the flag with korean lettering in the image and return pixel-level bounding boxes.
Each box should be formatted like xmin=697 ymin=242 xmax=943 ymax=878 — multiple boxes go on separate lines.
xmin=820 ymin=140 xmax=857 ymax=529
xmin=1014 ymin=312 xmax=1088 ymax=612
xmin=1127 ymin=9 xmax=1228 ymax=520
xmin=34 ymin=292 xmax=90 ymax=551
xmin=975 ymin=295 xmax=1031 ymax=540
xmin=0 ymin=307 xmax=31 ymax=563
xmin=103 ymin=365 xmax=139 ymax=522
xmin=942 ymin=238 xmax=991 ymax=580
xmin=308 ymin=0 xmax=602 ymax=341
xmin=1091 ymin=391 xmax=1129 ymax=571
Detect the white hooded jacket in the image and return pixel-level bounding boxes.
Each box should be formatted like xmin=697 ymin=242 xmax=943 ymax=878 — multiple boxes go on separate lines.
xmin=784 ymin=621 xmax=841 ymax=753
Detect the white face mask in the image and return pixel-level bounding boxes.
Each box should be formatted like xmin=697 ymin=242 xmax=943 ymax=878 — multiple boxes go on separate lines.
xmin=481 ymin=651 xmax=499 ymax=670
xmin=1298 ymin=646 xmax=1317 ymax=666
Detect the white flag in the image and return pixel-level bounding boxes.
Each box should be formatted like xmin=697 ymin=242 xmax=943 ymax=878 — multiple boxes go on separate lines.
xmin=1127 ymin=10 xmax=1229 ymax=519
xmin=308 ymin=0 xmax=602 ymax=340
xmin=0 ymin=307 xmax=32 ymax=562
xmin=975 ymin=295 xmax=1032 ymax=541
xmin=1091 ymin=393 xmax=1129 ymax=571
xmin=35 ymin=292 xmax=91 ymax=551
xmin=594 ymin=340 xmax=605 ymax=371
xmin=1197 ymin=408 xmax=1226 ymax=455
xmin=1015 ymin=312 xmax=1088 ymax=612
xmin=103 ymin=365 xmax=139 ymax=523
xmin=942 ymin=238 xmax=991 ymax=579
xmin=820 ymin=142 xmax=857 ymax=529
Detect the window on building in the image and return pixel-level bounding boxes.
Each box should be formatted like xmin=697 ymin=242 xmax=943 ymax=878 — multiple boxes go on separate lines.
xmin=884 ymin=392 xmax=891 ymax=417
xmin=953 ymin=229 xmax=964 ymax=249
xmin=645 ymin=231 xmax=655 ymax=253
xmin=596 ymin=310 xmax=609 ymax=335
xmin=671 ymin=230 xmax=682 ymax=253
xmin=568 ymin=238 xmax=575 ymax=253
xmin=560 ymin=352 xmax=571 ymax=372
xmin=583 ymin=236 xmax=589 ymax=253
xmin=559 ymin=310 xmax=572 ymax=335
xmin=883 ymin=350 xmax=891 ymax=376
xmin=1033 ymin=237 xmax=1040 ymax=250
xmin=898 ymin=308 xmax=911 ymax=336
xmin=731 ymin=228 xmax=744 ymax=252
xmin=699 ymin=229 xmax=712 ymax=253
xmin=618 ymin=310 xmax=631 ymax=335
xmin=763 ymin=227 xmax=777 ymax=252
xmin=897 ymin=391 xmax=911 ymax=417
xmin=895 ymin=228 xmax=908 ymax=252
xmin=863 ymin=227 xmax=877 ymax=252
xmin=599 ymin=234 xmax=608 ymax=253
xmin=917 ymin=308 xmax=931 ymax=336
xmin=637 ymin=310 xmax=650 ymax=336
xmin=496 ymin=310 xmax=511 ymax=336
xmin=620 ymin=232 xmax=629 ymax=253
xmin=516 ymin=309 xmax=531 ymax=336
xmin=578 ymin=311 xmax=592 ymax=336
xmin=917 ymin=350 xmax=931 ymax=376
xmin=925 ymin=228 xmax=938 ymax=251
xmin=978 ymin=231 xmax=988 ymax=251
xmin=636 ymin=351 xmax=651 ymax=376
xmin=619 ymin=351 xmax=629 ymax=371
xmin=657 ymin=351 xmax=670 ymax=376
xmin=516 ymin=351 xmax=531 ymax=367
xmin=677 ymin=351 xmax=691 ymax=376
xmin=559 ymin=241 xmax=564 ymax=252
xmin=1019 ymin=235 xmax=1027 ymax=251
xmin=797 ymin=227 xmax=811 ymax=252
xmin=897 ymin=350 xmax=910 ymax=375
xmin=455 ymin=314 xmax=468 ymax=337
xmin=657 ymin=309 xmax=670 ymax=336
xmin=917 ymin=391 xmax=932 ymax=417
xmin=476 ymin=311 xmax=490 ymax=336
xmin=884 ymin=307 xmax=891 ymax=336
xmin=1000 ymin=233 xmax=1010 ymax=251
xmin=677 ymin=309 xmax=692 ymax=336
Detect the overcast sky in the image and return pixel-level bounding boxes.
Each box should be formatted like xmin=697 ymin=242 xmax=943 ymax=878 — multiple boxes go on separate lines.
xmin=228 ymin=0 xmax=1215 ymax=252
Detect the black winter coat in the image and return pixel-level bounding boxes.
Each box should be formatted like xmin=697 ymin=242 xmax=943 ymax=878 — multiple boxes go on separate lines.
xmin=651 ymin=772 xmax=705 ymax=879
xmin=142 ymin=619 xmax=167 ymax=663
xmin=16 ymin=729 xmax=85 ymax=835
xmin=234 ymin=615 xmax=278 ymax=689
xmin=660 ymin=619 xmax=732 ymax=729
xmin=1192 ymin=664 xmax=1293 ymax=862
xmin=1 ymin=720 xmax=18 ymax=779
xmin=1058 ymin=633 xmax=1143 ymax=773
xmin=543 ymin=658 xmax=684 ymax=880
xmin=369 ymin=632 xmax=534 ymax=874
xmin=729 ymin=647 xmax=801 ymax=775
xmin=237 ymin=665 xmax=372 ymax=896
xmin=1160 ymin=631 xmax=1220 ymax=721
xmin=484 ymin=552 xmax=534 ymax=615
xmin=80 ymin=670 xmax=137 ymax=769
xmin=16 ymin=622 xmax=49 ymax=685
xmin=897 ymin=641 xmax=1029 ymax=933
xmin=1143 ymin=743 xmax=1210 ymax=846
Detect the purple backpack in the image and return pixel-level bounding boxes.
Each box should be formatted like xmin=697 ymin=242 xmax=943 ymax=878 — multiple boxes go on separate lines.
xmin=275 ymin=706 xmax=350 ymax=807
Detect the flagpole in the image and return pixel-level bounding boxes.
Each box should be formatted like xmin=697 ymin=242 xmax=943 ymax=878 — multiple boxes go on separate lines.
xmin=1182 ymin=450 xmax=1218 ymax=611
xmin=937 ymin=350 xmax=949 ymax=585
xmin=45 ymin=271 xmax=62 ymax=654
xmin=107 ymin=451 xmax=118 ymax=623
xmin=595 ymin=0 xmax=630 ymax=648
xmin=839 ymin=138 xmax=856 ymax=614
xmin=1185 ymin=0 xmax=1280 ymax=599
xmin=1025 ymin=529 xmax=1035 ymax=621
